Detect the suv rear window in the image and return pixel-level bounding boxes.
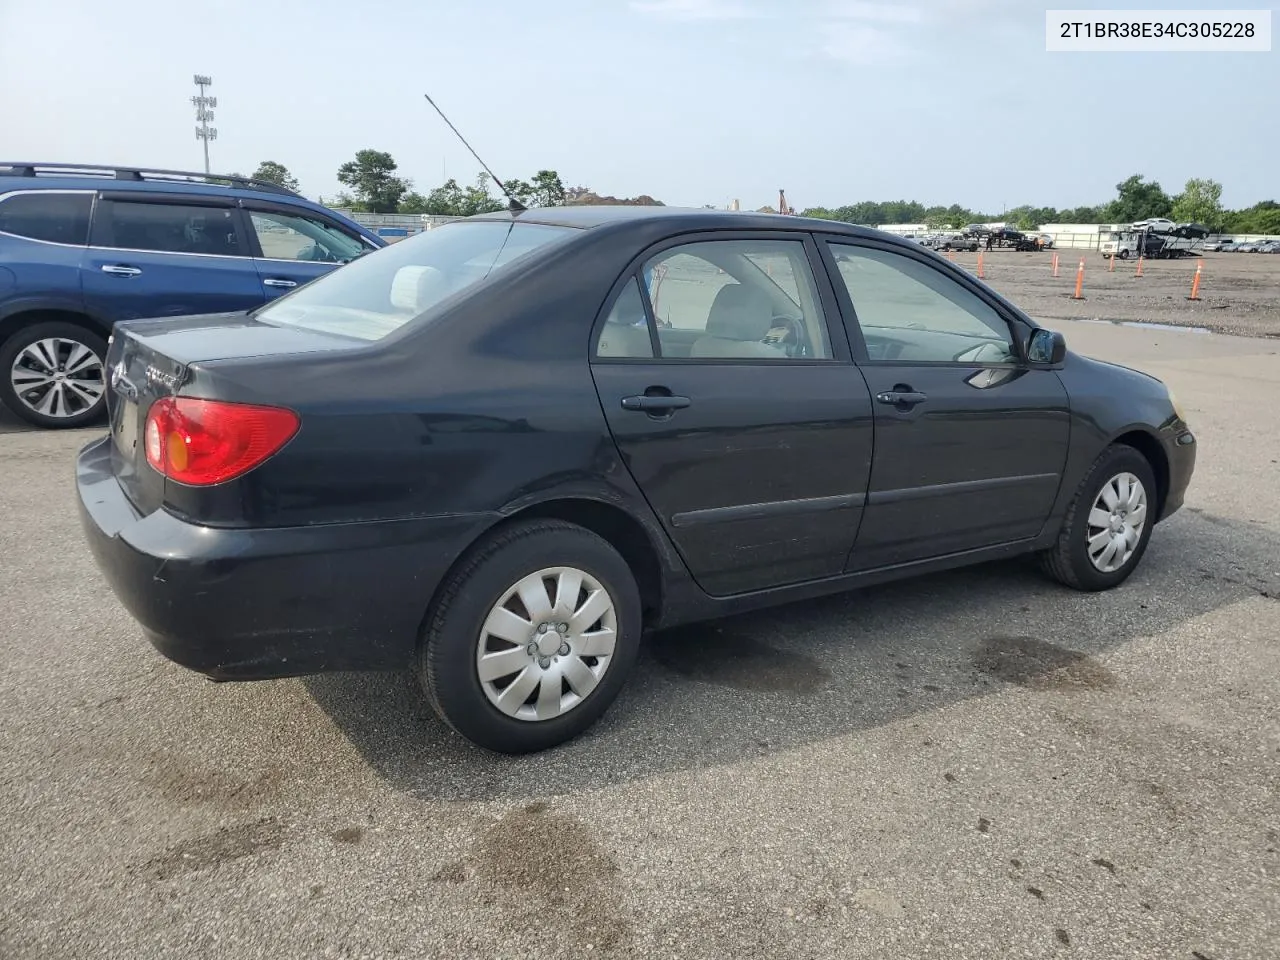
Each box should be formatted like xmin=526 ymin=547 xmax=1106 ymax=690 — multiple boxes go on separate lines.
xmin=0 ymin=192 xmax=92 ymax=245
xmin=254 ymin=220 xmax=578 ymax=341
xmin=99 ymin=201 xmax=244 ymax=257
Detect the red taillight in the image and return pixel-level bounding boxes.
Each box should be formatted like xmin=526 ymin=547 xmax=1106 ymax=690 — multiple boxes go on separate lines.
xmin=144 ymin=397 xmax=300 ymax=485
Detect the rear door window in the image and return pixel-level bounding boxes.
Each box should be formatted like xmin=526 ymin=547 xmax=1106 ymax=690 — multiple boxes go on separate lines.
xmin=638 ymin=238 xmax=834 ymax=360
xmin=95 ymin=201 xmax=246 ymax=257
xmin=0 ymin=192 xmax=93 ymax=245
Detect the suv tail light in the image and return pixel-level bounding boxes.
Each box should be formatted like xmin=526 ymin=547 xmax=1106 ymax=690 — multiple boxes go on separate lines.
xmin=144 ymin=397 xmax=300 ymax=485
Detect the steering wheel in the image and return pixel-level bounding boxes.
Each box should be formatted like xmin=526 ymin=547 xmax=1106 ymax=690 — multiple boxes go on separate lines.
xmin=768 ymin=316 xmax=810 ymax=357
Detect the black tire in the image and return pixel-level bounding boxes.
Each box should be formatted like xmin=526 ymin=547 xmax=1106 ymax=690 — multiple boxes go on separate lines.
xmin=418 ymin=518 xmax=642 ymax=753
xmin=1118 ymin=249 xmax=1129 ymax=260
xmin=1038 ymin=444 xmax=1158 ymax=591
xmin=0 ymin=321 xmax=109 ymax=429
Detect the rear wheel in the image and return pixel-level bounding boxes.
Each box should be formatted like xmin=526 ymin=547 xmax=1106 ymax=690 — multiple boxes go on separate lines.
xmin=418 ymin=519 xmax=642 ymax=753
xmin=0 ymin=321 xmax=108 ymax=429
xmin=1038 ymin=444 xmax=1157 ymax=591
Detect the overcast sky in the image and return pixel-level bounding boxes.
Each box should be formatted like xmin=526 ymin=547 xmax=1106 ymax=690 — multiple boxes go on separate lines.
xmin=1 ymin=0 xmax=1275 ymax=212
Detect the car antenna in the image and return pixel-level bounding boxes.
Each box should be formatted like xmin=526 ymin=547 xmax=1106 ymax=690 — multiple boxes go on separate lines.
xmin=423 ymin=93 xmax=526 ymax=214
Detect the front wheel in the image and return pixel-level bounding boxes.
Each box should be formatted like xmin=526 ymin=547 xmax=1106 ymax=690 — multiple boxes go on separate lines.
xmin=0 ymin=321 xmax=109 ymax=429
xmin=1038 ymin=444 xmax=1157 ymax=591
xmin=418 ymin=519 xmax=642 ymax=753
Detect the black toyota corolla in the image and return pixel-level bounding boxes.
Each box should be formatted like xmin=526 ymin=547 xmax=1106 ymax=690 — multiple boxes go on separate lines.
xmin=77 ymin=206 xmax=1196 ymax=752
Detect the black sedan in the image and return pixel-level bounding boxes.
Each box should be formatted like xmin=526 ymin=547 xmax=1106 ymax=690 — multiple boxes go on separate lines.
xmin=77 ymin=206 xmax=1196 ymax=753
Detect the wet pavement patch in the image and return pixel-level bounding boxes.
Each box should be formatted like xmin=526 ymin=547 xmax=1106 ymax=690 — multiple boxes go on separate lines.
xmin=330 ymin=826 xmax=364 ymax=844
xmin=141 ymin=817 xmax=284 ymax=880
xmin=648 ymin=625 xmax=832 ymax=694
xmin=144 ymin=755 xmax=283 ymax=812
xmin=973 ymin=636 xmax=1116 ymax=692
xmin=469 ymin=803 xmax=630 ymax=950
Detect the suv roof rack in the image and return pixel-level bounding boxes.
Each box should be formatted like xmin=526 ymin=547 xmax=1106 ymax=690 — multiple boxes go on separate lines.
xmin=0 ymin=161 xmax=304 ymax=198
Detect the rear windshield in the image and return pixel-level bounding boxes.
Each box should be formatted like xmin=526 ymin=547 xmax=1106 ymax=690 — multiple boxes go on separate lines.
xmin=254 ymin=220 xmax=578 ymax=340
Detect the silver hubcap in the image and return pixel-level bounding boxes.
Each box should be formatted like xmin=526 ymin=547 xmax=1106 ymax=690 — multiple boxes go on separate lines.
xmin=1086 ymin=472 xmax=1148 ymax=573
xmin=10 ymin=337 xmax=105 ymax=419
xmin=476 ymin=566 xmax=617 ymax=722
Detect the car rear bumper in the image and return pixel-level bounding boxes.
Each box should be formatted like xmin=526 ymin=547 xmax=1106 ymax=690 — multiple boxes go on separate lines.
xmin=76 ymin=436 xmax=497 ymax=680
xmin=1159 ymin=426 xmax=1196 ymax=521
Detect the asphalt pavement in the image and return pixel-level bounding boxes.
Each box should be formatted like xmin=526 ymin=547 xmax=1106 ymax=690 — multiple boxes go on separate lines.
xmin=1 ymin=319 xmax=1277 ymax=960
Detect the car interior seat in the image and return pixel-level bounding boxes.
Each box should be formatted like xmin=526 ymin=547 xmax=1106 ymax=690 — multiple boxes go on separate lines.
xmin=690 ymin=283 xmax=786 ymax=359
xmin=390 ymin=265 xmax=452 ymax=315
xmin=596 ymin=289 xmax=655 ymax=358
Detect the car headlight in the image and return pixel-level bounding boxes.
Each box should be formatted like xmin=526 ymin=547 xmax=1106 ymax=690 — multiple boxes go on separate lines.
xmin=1168 ymin=387 xmax=1187 ymax=423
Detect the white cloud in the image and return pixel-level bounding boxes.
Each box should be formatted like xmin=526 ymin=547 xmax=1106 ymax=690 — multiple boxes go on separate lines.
xmin=824 ymin=1 xmax=924 ymax=25
xmin=820 ymin=22 xmax=912 ymax=64
xmin=629 ymin=0 xmax=765 ymax=20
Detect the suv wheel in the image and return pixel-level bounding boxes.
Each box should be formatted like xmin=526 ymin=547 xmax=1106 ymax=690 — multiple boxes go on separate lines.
xmin=0 ymin=322 xmax=109 ymax=429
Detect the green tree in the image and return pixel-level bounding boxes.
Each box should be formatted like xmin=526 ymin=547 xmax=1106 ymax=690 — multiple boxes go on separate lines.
xmin=1170 ymin=178 xmax=1224 ymax=228
xmin=336 ymin=149 xmax=409 ymax=214
xmin=459 ymin=174 xmax=506 ymax=216
xmin=1059 ymin=205 xmax=1104 ymax=223
xmin=251 ymin=160 xmax=300 ymax=193
xmin=412 ymin=174 xmax=505 ymax=217
xmin=332 ymin=191 xmax=365 ymax=212
xmin=505 ymin=169 xmax=567 ymax=208
xmin=398 ymin=191 xmax=430 ymax=214
xmin=419 ymin=178 xmax=466 ymax=216
xmin=1103 ymin=174 xmax=1172 ymax=224
xmin=1225 ymin=200 xmax=1280 ymax=234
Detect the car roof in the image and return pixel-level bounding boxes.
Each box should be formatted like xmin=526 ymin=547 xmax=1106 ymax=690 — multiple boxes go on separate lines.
xmin=0 ymin=162 xmax=312 ymax=205
xmin=0 ymin=173 xmax=306 ymax=204
xmin=470 ymin=203 xmax=893 ymax=240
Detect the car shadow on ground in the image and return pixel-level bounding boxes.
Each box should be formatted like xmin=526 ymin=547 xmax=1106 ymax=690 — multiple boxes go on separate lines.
xmin=0 ymin=408 xmax=35 ymax=435
xmin=305 ymin=508 xmax=1277 ymax=802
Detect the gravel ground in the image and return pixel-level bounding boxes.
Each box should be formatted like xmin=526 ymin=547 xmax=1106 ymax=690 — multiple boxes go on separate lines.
xmin=1 ymin=320 xmax=1277 ymax=960
xmin=942 ymin=247 xmax=1280 ymax=339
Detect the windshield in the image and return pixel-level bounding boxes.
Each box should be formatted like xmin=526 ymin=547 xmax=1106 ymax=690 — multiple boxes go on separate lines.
xmin=254 ymin=220 xmax=578 ymax=340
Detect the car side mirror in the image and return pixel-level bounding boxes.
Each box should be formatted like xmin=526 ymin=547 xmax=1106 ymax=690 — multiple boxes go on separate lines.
xmin=1027 ymin=328 xmax=1066 ymax=366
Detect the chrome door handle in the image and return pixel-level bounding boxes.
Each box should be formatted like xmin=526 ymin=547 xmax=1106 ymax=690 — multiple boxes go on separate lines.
xmin=263 ymin=278 xmax=298 ymax=288
xmin=101 ymin=264 xmax=142 ymax=277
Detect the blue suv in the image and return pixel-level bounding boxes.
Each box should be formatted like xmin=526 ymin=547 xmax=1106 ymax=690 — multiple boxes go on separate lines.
xmin=0 ymin=162 xmax=385 ymax=428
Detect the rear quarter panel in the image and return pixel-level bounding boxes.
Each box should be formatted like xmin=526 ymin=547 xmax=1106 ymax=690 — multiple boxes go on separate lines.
xmin=0 ymin=234 xmax=90 ymax=330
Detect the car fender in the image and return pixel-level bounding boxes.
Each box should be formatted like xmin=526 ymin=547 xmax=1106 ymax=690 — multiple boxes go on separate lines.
xmin=1033 ymin=354 xmax=1178 ymax=544
xmin=0 ymin=295 xmax=111 ymax=336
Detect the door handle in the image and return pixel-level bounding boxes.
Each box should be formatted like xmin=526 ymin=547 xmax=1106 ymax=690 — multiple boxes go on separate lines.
xmin=100 ymin=264 xmax=142 ymax=277
xmin=876 ymin=390 xmax=928 ymax=407
xmin=263 ymin=278 xmax=298 ymax=288
xmin=621 ymin=394 xmax=691 ymax=412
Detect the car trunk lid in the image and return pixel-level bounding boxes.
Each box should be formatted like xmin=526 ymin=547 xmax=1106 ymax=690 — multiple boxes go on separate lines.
xmin=105 ymin=311 xmax=361 ymax=515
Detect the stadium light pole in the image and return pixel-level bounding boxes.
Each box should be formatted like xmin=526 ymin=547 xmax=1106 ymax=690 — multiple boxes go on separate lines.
xmin=192 ymin=75 xmax=218 ymax=174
